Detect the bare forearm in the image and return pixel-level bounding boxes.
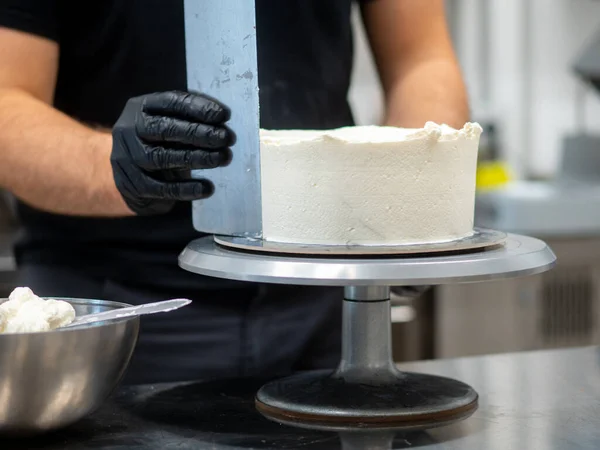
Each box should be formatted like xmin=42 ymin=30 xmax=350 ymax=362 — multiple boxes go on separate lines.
xmin=383 ymin=58 xmax=470 ymax=129
xmin=0 ymin=88 xmax=132 ymax=216
xmin=360 ymin=0 xmax=470 ymax=129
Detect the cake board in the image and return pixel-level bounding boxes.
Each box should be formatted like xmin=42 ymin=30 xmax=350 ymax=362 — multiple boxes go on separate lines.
xmin=214 ymin=227 xmax=507 ymax=256
xmin=178 ymin=232 xmax=556 ymax=430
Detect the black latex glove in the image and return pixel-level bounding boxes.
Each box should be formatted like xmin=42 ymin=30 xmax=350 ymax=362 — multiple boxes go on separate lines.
xmin=111 ymin=91 xmax=234 ymax=215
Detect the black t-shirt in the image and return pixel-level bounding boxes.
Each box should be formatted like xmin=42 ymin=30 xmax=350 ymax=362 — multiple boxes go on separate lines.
xmin=0 ymin=0 xmax=365 ymax=291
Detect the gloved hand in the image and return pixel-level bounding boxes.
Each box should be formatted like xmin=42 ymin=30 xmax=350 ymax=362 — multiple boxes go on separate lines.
xmin=111 ymin=91 xmax=234 ymax=215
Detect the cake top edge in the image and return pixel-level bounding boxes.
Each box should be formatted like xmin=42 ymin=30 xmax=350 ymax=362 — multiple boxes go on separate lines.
xmin=259 ymin=121 xmax=483 ymax=145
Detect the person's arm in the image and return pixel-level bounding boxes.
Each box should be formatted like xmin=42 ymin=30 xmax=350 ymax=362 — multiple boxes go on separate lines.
xmin=361 ymin=0 xmax=469 ymax=129
xmin=0 ymin=27 xmax=230 ymax=218
xmin=0 ymin=27 xmax=132 ymax=216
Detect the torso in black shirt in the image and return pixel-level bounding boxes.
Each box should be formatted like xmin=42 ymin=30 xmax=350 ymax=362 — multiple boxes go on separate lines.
xmin=0 ymin=0 xmax=363 ymax=291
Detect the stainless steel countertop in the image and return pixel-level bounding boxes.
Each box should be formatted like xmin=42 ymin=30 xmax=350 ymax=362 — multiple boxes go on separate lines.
xmin=5 ymin=346 xmax=599 ymax=449
xmin=400 ymin=346 xmax=600 ymax=449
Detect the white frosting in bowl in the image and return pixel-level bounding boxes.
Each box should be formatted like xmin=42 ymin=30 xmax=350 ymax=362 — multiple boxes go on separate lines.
xmin=0 ymin=287 xmax=76 ymax=333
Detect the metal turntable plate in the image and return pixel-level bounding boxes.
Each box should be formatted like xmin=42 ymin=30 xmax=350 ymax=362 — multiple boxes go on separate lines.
xmin=179 ymin=233 xmax=556 ymax=286
xmin=214 ymin=228 xmax=506 ymax=256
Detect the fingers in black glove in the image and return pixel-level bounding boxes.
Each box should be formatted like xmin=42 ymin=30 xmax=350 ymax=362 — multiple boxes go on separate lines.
xmin=136 ymin=144 xmax=232 ymax=172
xmin=111 ymin=90 xmax=233 ymax=216
xmin=138 ymin=116 xmax=233 ymax=148
xmin=142 ymin=90 xmax=231 ymax=124
xmin=135 ymin=172 xmax=214 ymax=201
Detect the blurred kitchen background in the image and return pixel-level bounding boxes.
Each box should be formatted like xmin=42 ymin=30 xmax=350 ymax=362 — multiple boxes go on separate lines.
xmin=355 ymin=0 xmax=600 ymax=361
xmin=2 ymin=0 xmax=600 ymax=361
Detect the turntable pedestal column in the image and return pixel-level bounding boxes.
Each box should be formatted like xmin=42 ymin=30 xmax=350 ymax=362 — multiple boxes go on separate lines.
xmin=255 ymin=285 xmax=479 ymax=429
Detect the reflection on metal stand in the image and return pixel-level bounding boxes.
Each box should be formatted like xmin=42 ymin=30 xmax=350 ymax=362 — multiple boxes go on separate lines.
xmin=264 ymin=416 xmax=429 ymax=450
xmin=338 ymin=431 xmax=396 ymax=450
xmin=179 ymin=232 xmax=555 ymax=430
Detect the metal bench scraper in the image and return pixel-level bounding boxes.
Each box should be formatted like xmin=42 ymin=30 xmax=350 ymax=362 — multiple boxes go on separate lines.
xmin=183 ymin=0 xmax=262 ymax=238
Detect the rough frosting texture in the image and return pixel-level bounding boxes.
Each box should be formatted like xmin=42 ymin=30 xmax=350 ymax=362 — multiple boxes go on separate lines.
xmin=259 ymin=122 xmax=482 ymax=246
xmin=0 ymin=287 xmax=76 ymax=333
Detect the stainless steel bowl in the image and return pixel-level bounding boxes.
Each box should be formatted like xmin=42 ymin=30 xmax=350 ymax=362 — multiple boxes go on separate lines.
xmin=0 ymin=298 xmax=140 ymax=434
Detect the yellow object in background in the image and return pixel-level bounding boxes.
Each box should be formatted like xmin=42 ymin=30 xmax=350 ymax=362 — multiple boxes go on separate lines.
xmin=476 ymin=161 xmax=512 ymax=191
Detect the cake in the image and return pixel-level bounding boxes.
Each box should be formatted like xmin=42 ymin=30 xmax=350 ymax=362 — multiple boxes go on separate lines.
xmin=259 ymin=121 xmax=482 ymax=246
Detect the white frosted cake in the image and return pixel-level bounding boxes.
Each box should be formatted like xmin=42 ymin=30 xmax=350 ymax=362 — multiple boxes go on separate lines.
xmin=259 ymin=121 xmax=483 ymax=246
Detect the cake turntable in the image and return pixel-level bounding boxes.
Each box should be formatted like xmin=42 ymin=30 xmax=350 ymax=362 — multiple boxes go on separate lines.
xmin=179 ymin=229 xmax=556 ymax=431
xmin=181 ymin=0 xmax=556 ymax=435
